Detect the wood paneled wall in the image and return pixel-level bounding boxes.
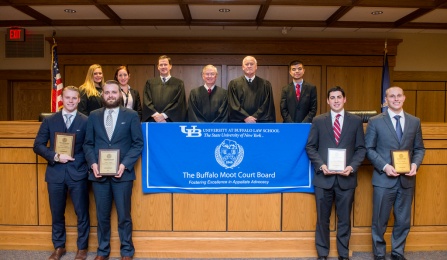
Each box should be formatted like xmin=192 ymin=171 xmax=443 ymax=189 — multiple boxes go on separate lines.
xmin=0 ymin=122 xmax=446 ymax=258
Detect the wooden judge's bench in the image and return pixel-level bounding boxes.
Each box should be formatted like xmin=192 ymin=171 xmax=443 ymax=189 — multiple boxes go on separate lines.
xmin=0 ymin=121 xmax=446 ymax=258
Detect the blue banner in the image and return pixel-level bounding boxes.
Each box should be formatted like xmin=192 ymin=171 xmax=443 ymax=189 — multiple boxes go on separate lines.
xmin=141 ymin=123 xmax=313 ymax=194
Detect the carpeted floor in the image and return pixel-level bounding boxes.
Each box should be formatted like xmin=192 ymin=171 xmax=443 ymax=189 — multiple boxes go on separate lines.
xmin=1 ymin=250 xmax=447 ymax=260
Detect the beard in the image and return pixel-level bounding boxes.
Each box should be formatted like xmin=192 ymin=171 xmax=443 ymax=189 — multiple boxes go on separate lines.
xmin=102 ymin=95 xmax=122 ymax=109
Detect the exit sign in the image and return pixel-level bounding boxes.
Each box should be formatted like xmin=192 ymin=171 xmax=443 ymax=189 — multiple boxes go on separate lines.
xmin=6 ymin=28 xmax=25 ymax=42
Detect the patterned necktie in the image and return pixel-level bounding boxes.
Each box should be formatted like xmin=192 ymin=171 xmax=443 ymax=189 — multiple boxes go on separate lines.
xmin=333 ymin=114 xmax=341 ymax=145
xmin=208 ymin=88 xmax=212 ymax=95
xmin=162 ymin=77 xmax=166 ymax=84
xmin=65 ymin=114 xmax=72 ymax=129
xmin=394 ymin=115 xmax=403 ymax=142
xmin=296 ymin=84 xmax=301 ymax=101
xmin=106 ymin=110 xmax=113 ymax=140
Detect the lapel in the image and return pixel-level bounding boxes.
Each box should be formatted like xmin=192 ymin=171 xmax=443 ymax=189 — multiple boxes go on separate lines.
xmin=401 ymin=112 xmax=411 ymax=143
xmin=339 ymin=112 xmax=351 ymax=145
xmin=110 ymin=107 xmax=126 ymax=140
xmin=100 ymin=108 xmax=108 ymax=138
xmin=383 ymin=111 xmax=400 ymax=143
xmin=323 ymin=112 xmax=337 ymax=146
xmin=292 ymin=81 xmax=307 ymax=105
xmin=67 ymin=113 xmax=79 ymax=133
xmin=289 ymin=82 xmax=298 ymax=105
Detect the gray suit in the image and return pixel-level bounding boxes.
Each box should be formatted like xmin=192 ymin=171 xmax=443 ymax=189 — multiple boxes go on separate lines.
xmin=365 ymin=111 xmax=425 ymax=257
xmin=306 ymin=111 xmax=366 ymax=258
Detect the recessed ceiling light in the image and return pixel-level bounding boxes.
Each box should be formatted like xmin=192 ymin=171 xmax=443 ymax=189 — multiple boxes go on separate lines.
xmin=371 ymin=11 xmax=383 ymax=15
xmin=219 ymin=8 xmax=230 ymax=13
xmin=64 ymin=9 xmax=76 ymax=13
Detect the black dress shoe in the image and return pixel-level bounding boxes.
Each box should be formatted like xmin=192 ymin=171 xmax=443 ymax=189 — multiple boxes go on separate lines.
xmin=391 ymin=254 xmax=407 ymax=260
xmin=317 ymin=257 xmax=327 ymax=260
xmin=338 ymin=257 xmax=349 ymax=260
xmin=374 ymin=256 xmax=385 ymax=260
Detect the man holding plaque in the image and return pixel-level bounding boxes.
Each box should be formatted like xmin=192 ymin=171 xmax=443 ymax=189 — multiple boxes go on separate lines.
xmin=83 ymin=80 xmax=143 ymax=260
xmin=306 ymin=86 xmax=366 ymax=260
xmin=365 ymin=86 xmax=425 ymax=260
xmin=33 ymin=86 xmax=90 ymax=260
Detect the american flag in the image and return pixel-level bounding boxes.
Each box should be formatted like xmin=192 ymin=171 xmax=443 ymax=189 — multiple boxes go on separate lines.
xmin=51 ymin=43 xmax=63 ymax=112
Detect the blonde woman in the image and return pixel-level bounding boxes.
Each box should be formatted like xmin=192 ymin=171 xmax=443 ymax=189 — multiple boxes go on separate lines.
xmin=78 ymin=64 xmax=104 ymax=116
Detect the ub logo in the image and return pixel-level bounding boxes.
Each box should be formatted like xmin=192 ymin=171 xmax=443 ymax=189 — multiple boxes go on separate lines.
xmin=179 ymin=125 xmax=202 ymax=137
xmin=215 ymin=139 xmax=244 ymax=169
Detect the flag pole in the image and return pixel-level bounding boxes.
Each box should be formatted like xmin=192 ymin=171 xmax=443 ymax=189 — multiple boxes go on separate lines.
xmin=381 ymin=39 xmax=390 ymax=112
xmin=51 ymin=31 xmax=64 ymax=112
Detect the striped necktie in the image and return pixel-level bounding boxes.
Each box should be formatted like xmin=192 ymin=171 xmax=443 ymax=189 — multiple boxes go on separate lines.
xmin=333 ymin=114 xmax=341 ymax=145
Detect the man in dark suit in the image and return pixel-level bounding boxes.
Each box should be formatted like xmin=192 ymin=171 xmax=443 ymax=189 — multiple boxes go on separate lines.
xmin=280 ymin=60 xmax=318 ymax=123
xmin=306 ymin=86 xmax=366 ymax=260
xmin=228 ymin=56 xmax=276 ymax=123
xmin=188 ymin=64 xmax=228 ymax=122
xmin=83 ymin=80 xmax=143 ymax=260
xmin=142 ymin=55 xmax=187 ymax=122
xmin=33 ymin=86 xmax=90 ymax=260
xmin=365 ymin=86 xmax=425 ymax=260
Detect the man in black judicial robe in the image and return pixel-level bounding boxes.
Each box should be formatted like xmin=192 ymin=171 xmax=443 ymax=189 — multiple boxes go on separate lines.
xmin=228 ymin=56 xmax=276 ymax=123
xmin=142 ymin=55 xmax=187 ymax=122
xmin=188 ymin=64 xmax=228 ymax=122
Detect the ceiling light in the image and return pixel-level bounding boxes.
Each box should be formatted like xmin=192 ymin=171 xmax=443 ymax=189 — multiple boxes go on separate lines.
xmin=371 ymin=11 xmax=383 ymax=15
xmin=219 ymin=8 xmax=230 ymax=13
xmin=64 ymin=9 xmax=76 ymax=13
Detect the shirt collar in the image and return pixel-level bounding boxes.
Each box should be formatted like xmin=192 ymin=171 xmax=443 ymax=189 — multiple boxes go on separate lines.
xmin=62 ymin=110 xmax=77 ymax=117
xmin=387 ymin=109 xmax=404 ymax=119
xmin=293 ymin=79 xmax=304 ymax=86
xmin=331 ymin=109 xmax=345 ymax=119
xmin=161 ymin=75 xmax=171 ymax=81
xmin=105 ymin=107 xmax=120 ymax=114
xmin=244 ymin=76 xmax=255 ymax=82
xmin=204 ymin=85 xmax=215 ymax=91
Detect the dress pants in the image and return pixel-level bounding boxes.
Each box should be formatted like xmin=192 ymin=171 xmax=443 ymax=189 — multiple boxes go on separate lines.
xmin=92 ymin=178 xmax=134 ymax=257
xmin=372 ymin=179 xmax=414 ymax=257
xmin=47 ymin=172 xmax=90 ymax=249
xmin=314 ymin=178 xmax=355 ymax=258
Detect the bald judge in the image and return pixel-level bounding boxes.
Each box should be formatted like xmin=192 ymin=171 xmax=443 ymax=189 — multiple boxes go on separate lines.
xmin=227 ymin=56 xmax=276 ymax=123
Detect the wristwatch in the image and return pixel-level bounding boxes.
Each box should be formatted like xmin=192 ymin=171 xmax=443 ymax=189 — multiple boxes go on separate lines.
xmin=54 ymin=153 xmax=60 ymax=162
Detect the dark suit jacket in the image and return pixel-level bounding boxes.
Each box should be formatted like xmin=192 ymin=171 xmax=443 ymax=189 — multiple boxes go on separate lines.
xmin=83 ymin=106 xmax=143 ymax=182
xmin=280 ymin=81 xmax=317 ymax=123
xmin=306 ymin=111 xmax=366 ymax=189
xmin=121 ymin=88 xmax=142 ymax=121
xmin=365 ymin=111 xmax=425 ymax=188
xmin=78 ymin=87 xmax=103 ymax=116
xmin=33 ymin=111 xmax=89 ymax=183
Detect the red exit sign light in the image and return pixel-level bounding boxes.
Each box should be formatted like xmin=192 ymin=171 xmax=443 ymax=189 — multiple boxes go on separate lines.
xmin=7 ymin=28 xmax=26 ymax=42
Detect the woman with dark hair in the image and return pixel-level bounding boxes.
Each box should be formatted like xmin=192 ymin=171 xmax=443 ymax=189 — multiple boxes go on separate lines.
xmin=114 ymin=65 xmax=142 ymax=121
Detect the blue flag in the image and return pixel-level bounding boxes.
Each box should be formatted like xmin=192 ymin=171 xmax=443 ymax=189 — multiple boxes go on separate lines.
xmin=141 ymin=123 xmax=314 ymax=194
xmin=381 ymin=52 xmax=390 ymax=112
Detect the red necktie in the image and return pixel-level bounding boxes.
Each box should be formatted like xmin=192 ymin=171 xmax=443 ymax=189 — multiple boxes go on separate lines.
xmin=208 ymin=88 xmax=211 ymax=95
xmin=296 ymin=84 xmax=301 ymax=101
xmin=333 ymin=114 xmax=341 ymax=145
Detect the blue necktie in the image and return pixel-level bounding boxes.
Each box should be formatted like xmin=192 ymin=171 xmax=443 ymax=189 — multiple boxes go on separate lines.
xmin=394 ymin=115 xmax=403 ymax=142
